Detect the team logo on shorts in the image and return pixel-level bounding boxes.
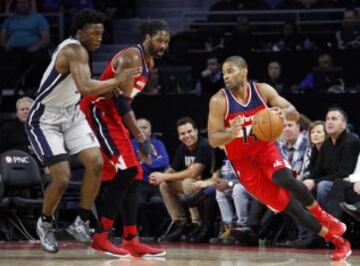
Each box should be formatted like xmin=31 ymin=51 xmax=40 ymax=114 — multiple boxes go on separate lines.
xmin=88 ymin=132 xmax=96 ymax=143
xmin=272 ymin=159 xmax=283 ymax=168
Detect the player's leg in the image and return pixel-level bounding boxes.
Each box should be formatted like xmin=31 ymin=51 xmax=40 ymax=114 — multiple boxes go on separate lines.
xmin=64 ymin=110 xmax=103 ymax=242
xmin=65 ymin=147 xmax=103 ymax=243
xmin=119 ymin=169 xmax=166 ymax=257
xmin=284 ymin=196 xmax=351 ymax=260
xmin=272 ymin=168 xmax=346 ymax=237
xmin=92 ymin=167 xmax=138 ymax=257
xmin=36 ymin=159 xmax=71 ymax=253
xmin=25 ymin=106 xmax=71 ymax=253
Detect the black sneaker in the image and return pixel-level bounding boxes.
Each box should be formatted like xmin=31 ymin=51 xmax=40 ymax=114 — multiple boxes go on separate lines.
xmin=36 ymin=217 xmax=58 ymax=253
xmin=340 ymin=202 xmax=360 ymax=223
xmin=66 ymin=216 xmax=92 ymax=243
xmin=230 ymin=226 xmax=258 ymax=246
xmin=158 ymin=222 xmax=192 ymax=242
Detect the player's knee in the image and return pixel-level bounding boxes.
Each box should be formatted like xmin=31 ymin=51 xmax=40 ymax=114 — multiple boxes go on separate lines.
xmin=52 ymin=174 xmax=70 ymax=191
xmin=84 ymin=154 xmax=103 ymax=176
xmin=272 ymin=168 xmax=293 ymax=188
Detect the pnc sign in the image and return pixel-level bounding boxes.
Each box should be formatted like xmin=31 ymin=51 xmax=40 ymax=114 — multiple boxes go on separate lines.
xmin=5 ymin=156 xmax=30 ymax=164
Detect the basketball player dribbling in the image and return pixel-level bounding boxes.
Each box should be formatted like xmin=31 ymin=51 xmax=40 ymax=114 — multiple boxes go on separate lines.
xmin=25 ymin=9 xmax=141 ymax=253
xmin=207 ymin=56 xmax=351 ymax=261
xmin=80 ymin=20 xmax=170 ymax=257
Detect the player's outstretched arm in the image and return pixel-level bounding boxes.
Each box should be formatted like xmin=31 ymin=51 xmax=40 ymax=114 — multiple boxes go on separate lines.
xmin=208 ymin=91 xmax=242 ymax=147
xmin=64 ymin=44 xmax=140 ymax=96
xmin=257 ymin=83 xmax=300 ymax=121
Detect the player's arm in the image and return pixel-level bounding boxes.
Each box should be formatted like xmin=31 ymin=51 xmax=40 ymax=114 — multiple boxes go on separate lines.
xmin=257 ymin=83 xmax=300 ymax=121
xmin=113 ymin=49 xmax=143 ymax=97
xmin=208 ymin=91 xmax=242 ymax=148
xmin=62 ymin=44 xmax=140 ymax=96
xmin=123 ymin=110 xmax=155 ymax=163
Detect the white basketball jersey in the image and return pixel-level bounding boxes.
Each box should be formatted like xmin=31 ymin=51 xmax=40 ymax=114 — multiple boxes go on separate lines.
xmin=34 ymin=38 xmax=82 ymax=107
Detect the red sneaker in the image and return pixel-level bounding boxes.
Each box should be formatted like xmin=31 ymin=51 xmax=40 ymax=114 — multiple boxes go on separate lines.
xmin=321 ymin=213 xmax=347 ymax=237
xmin=331 ymin=239 xmax=352 ymax=261
xmin=91 ymin=232 xmax=130 ymax=258
xmin=121 ymin=237 xmax=166 ymax=257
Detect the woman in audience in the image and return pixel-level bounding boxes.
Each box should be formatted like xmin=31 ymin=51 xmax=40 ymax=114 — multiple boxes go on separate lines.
xmin=299 ymin=121 xmax=327 ymax=179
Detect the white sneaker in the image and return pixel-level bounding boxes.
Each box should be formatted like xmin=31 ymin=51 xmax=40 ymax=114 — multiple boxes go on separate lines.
xmin=66 ymin=216 xmax=92 ymax=243
xmin=36 ymin=217 xmax=58 ymax=253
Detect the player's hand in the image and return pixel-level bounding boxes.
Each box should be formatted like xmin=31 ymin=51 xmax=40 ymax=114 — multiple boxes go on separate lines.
xmin=354 ymin=182 xmax=360 ymax=194
xmin=229 ymin=116 xmax=244 ymax=139
xmin=115 ymin=67 xmax=142 ymax=88
xmin=303 ymin=179 xmax=315 ymax=191
xmin=270 ymin=107 xmax=285 ymax=121
xmin=138 ymin=139 xmax=157 ymax=164
xmin=149 ymin=172 xmax=165 ymax=186
xmin=192 ymin=181 xmax=207 ymax=191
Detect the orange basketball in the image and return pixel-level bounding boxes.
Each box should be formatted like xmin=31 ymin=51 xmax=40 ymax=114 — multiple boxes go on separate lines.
xmin=252 ymin=108 xmax=284 ymax=141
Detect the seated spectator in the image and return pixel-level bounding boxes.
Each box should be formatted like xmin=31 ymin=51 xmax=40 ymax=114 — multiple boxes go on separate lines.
xmin=195 ymin=55 xmax=224 ymax=95
xmin=295 ymin=108 xmax=359 ymax=247
xmin=150 ymin=117 xmax=214 ymax=242
xmin=299 ymin=121 xmax=327 ymax=178
xmin=0 ymin=96 xmax=33 ymax=154
xmin=302 ymin=107 xmax=360 ymax=209
xmin=191 ymin=149 xmax=251 ymax=244
xmin=278 ymin=118 xmax=310 ymax=178
xmin=335 ymin=8 xmax=360 ymax=50
xmin=0 ymin=0 xmax=50 ymax=90
xmin=272 ymin=21 xmax=303 ymax=51
xmin=326 ymin=152 xmax=360 ymax=220
xmin=298 ymin=54 xmax=344 ymax=93
xmin=263 ymin=61 xmax=291 ymax=94
xmin=131 ymin=118 xmax=170 ymax=236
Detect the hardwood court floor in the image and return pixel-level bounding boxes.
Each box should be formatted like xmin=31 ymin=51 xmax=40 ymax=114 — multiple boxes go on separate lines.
xmin=0 ymin=241 xmax=358 ymax=266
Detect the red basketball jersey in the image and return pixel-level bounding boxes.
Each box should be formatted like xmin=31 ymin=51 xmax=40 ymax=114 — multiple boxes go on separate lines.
xmin=223 ymin=82 xmax=271 ymax=161
xmin=99 ymin=44 xmax=150 ymax=98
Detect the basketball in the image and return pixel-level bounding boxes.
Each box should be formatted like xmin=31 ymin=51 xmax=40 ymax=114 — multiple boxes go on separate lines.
xmin=252 ymin=108 xmax=284 ymax=141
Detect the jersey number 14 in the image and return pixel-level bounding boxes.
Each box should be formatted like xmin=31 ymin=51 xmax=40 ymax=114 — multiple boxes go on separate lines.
xmin=237 ymin=125 xmax=258 ymax=144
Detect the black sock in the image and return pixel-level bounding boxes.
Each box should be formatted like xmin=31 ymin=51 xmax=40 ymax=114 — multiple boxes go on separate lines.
xmin=41 ymin=213 xmax=53 ymax=223
xmin=79 ymin=208 xmax=91 ymax=222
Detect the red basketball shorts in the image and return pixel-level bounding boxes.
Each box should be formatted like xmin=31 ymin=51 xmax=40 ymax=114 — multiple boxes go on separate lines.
xmin=231 ymin=144 xmax=291 ymax=212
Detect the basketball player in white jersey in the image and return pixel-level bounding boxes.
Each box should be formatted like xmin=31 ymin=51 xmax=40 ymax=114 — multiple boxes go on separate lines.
xmin=25 ymin=9 xmax=141 ymax=253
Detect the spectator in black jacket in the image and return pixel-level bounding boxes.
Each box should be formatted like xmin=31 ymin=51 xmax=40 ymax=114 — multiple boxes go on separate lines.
xmin=303 ymin=107 xmax=360 ymax=209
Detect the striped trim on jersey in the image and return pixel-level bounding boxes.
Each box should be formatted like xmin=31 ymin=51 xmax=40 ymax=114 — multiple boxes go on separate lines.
xmin=89 ymin=103 xmax=120 ymax=158
xmin=25 ymin=102 xmax=53 ymax=162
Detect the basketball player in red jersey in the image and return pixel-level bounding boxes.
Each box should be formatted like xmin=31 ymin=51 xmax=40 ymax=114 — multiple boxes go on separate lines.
xmin=80 ymin=20 xmax=170 ymax=257
xmin=207 ymin=56 xmax=351 ymax=261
